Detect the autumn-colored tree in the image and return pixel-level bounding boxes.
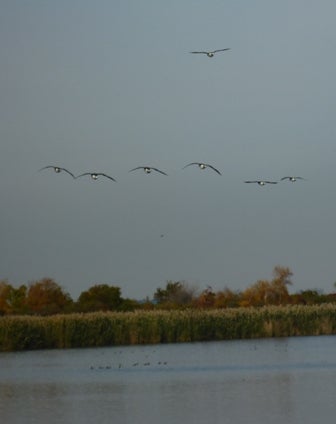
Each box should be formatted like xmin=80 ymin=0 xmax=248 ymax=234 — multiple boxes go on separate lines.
xmin=214 ymin=287 xmax=241 ymax=308
xmin=196 ymin=286 xmax=216 ymax=309
xmin=270 ymin=266 xmax=292 ymax=304
xmin=241 ymin=266 xmax=293 ymax=307
xmin=26 ymin=278 xmax=73 ymax=315
xmin=240 ymin=280 xmax=271 ymax=307
xmin=76 ymin=284 xmax=123 ymax=312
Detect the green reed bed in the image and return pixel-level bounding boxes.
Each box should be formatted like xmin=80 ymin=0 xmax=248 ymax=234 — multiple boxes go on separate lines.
xmin=1 ymin=304 xmax=336 ymax=351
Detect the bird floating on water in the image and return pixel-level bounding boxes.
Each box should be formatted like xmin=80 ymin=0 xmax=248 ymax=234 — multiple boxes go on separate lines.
xmin=245 ymin=180 xmax=278 ymax=186
xmin=76 ymin=172 xmax=117 ymax=182
xmin=281 ymin=176 xmax=305 ymax=182
xmin=183 ymin=162 xmax=222 ymax=175
xmin=39 ymin=166 xmax=75 ymax=178
xmin=190 ymin=48 xmax=230 ymax=58
xmin=129 ymin=166 xmax=168 ymax=175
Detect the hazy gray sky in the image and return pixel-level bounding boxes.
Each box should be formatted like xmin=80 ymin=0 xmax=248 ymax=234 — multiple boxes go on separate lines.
xmin=1 ymin=0 xmax=336 ymax=300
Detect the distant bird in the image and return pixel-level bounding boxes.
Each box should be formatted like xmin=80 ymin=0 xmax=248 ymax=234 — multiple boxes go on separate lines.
xmin=129 ymin=166 xmax=167 ymax=175
xmin=190 ymin=48 xmax=230 ymax=57
xmin=76 ymin=172 xmax=117 ymax=182
xmin=245 ymin=180 xmax=278 ymax=186
xmin=183 ymin=162 xmax=222 ymax=175
xmin=281 ymin=176 xmax=305 ymax=182
xmin=39 ymin=166 xmax=75 ymax=178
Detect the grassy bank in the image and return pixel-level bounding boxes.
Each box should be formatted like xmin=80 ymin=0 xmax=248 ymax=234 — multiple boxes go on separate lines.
xmin=1 ymin=304 xmax=336 ymax=351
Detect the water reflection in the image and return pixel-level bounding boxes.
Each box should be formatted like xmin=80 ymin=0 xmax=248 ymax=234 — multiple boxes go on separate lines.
xmin=0 ymin=336 xmax=336 ymax=424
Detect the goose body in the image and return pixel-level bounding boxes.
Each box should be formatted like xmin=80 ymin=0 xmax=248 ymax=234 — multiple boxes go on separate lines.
xmin=190 ymin=48 xmax=230 ymax=57
xmin=39 ymin=166 xmax=75 ymax=178
xmin=245 ymin=180 xmax=278 ymax=186
xmin=76 ymin=172 xmax=116 ymax=182
xmin=183 ymin=162 xmax=221 ymax=175
xmin=129 ymin=166 xmax=167 ymax=175
xmin=281 ymin=176 xmax=305 ymax=182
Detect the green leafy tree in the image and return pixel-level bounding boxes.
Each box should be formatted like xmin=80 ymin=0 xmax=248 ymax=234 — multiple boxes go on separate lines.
xmin=154 ymin=281 xmax=196 ymax=308
xmin=0 ymin=281 xmax=27 ymax=315
xmin=292 ymin=289 xmax=328 ymax=305
xmin=77 ymin=284 xmax=123 ymax=312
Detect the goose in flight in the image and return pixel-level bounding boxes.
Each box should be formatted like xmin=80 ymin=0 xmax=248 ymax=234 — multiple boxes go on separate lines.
xmin=190 ymin=48 xmax=230 ymax=58
xmin=39 ymin=166 xmax=75 ymax=178
xmin=129 ymin=166 xmax=167 ymax=175
xmin=183 ymin=162 xmax=222 ymax=175
xmin=281 ymin=176 xmax=305 ymax=182
xmin=245 ymin=180 xmax=278 ymax=186
xmin=76 ymin=172 xmax=116 ymax=182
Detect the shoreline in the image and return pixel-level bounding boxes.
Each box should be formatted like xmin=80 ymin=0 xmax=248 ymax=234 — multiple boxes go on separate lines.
xmin=1 ymin=304 xmax=336 ymax=352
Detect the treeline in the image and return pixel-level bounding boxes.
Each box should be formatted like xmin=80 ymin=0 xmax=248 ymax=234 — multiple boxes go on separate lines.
xmin=1 ymin=267 xmax=335 ymax=316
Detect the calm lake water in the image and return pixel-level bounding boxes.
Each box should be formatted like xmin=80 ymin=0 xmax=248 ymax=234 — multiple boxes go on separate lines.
xmin=0 ymin=335 xmax=336 ymax=424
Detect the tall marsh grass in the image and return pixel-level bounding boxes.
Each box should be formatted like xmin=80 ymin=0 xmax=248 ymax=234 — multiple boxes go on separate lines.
xmin=1 ymin=304 xmax=336 ymax=351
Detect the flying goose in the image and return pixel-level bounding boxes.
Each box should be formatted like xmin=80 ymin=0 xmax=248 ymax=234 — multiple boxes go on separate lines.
xmin=281 ymin=176 xmax=305 ymax=182
xmin=76 ymin=172 xmax=117 ymax=182
xmin=245 ymin=180 xmax=278 ymax=186
xmin=183 ymin=162 xmax=222 ymax=175
xmin=129 ymin=166 xmax=168 ymax=175
xmin=190 ymin=48 xmax=230 ymax=57
xmin=39 ymin=166 xmax=75 ymax=178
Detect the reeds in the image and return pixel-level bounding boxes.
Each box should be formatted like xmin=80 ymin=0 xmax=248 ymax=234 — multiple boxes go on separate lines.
xmin=1 ymin=304 xmax=336 ymax=351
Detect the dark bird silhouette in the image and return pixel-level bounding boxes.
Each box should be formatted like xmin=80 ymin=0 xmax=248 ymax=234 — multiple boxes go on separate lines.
xmin=281 ymin=176 xmax=305 ymax=182
xmin=39 ymin=166 xmax=75 ymax=178
xmin=245 ymin=180 xmax=278 ymax=186
xmin=190 ymin=48 xmax=230 ymax=57
xmin=129 ymin=166 xmax=167 ymax=175
xmin=183 ymin=162 xmax=221 ymax=175
xmin=76 ymin=172 xmax=117 ymax=182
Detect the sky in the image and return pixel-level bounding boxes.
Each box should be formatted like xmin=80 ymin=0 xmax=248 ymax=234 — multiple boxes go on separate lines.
xmin=1 ymin=0 xmax=336 ymax=300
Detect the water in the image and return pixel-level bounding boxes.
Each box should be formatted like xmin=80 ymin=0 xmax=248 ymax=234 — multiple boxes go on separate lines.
xmin=1 ymin=335 xmax=336 ymax=424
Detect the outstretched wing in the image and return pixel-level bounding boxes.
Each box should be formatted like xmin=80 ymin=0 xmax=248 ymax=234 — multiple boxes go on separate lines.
xmin=129 ymin=167 xmax=144 ymax=172
xmin=190 ymin=51 xmax=208 ymax=54
xmin=182 ymin=162 xmax=199 ymax=169
xmin=39 ymin=165 xmax=54 ymax=171
xmin=281 ymin=177 xmax=291 ymax=181
xmin=206 ymin=164 xmax=222 ymax=175
xmin=265 ymin=181 xmax=278 ymax=184
xmin=213 ymin=48 xmax=230 ymax=53
xmin=60 ymin=168 xmax=76 ymax=178
xmin=152 ymin=168 xmax=168 ymax=175
xmin=100 ymin=173 xmax=117 ymax=182
xmin=75 ymin=173 xmax=91 ymax=179
xmin=244 ymin=181 xmax=258 ymax=183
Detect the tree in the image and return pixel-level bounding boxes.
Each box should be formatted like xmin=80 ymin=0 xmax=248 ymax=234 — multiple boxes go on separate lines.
xmin=0 ymin=281 xmax=27 ymax=315
xmin=241 ymin=266 xmax=293 ymax=307
xmin=196 ymin=286 xmax=216 ymax=308
xmin=241 ymin=280 xmax=272 ymax=307
xmin=270 ymin=266 xmax=293 ymax=304
xmin=214 ymin=287 xmax=241 ymax=308
xmin=153 ymin=281 xmax=196 ymax=307
xmin=26 ymin=278 xmax=73 ymax=315
xmin=76 ymin=284 xmax=123 ymax=312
